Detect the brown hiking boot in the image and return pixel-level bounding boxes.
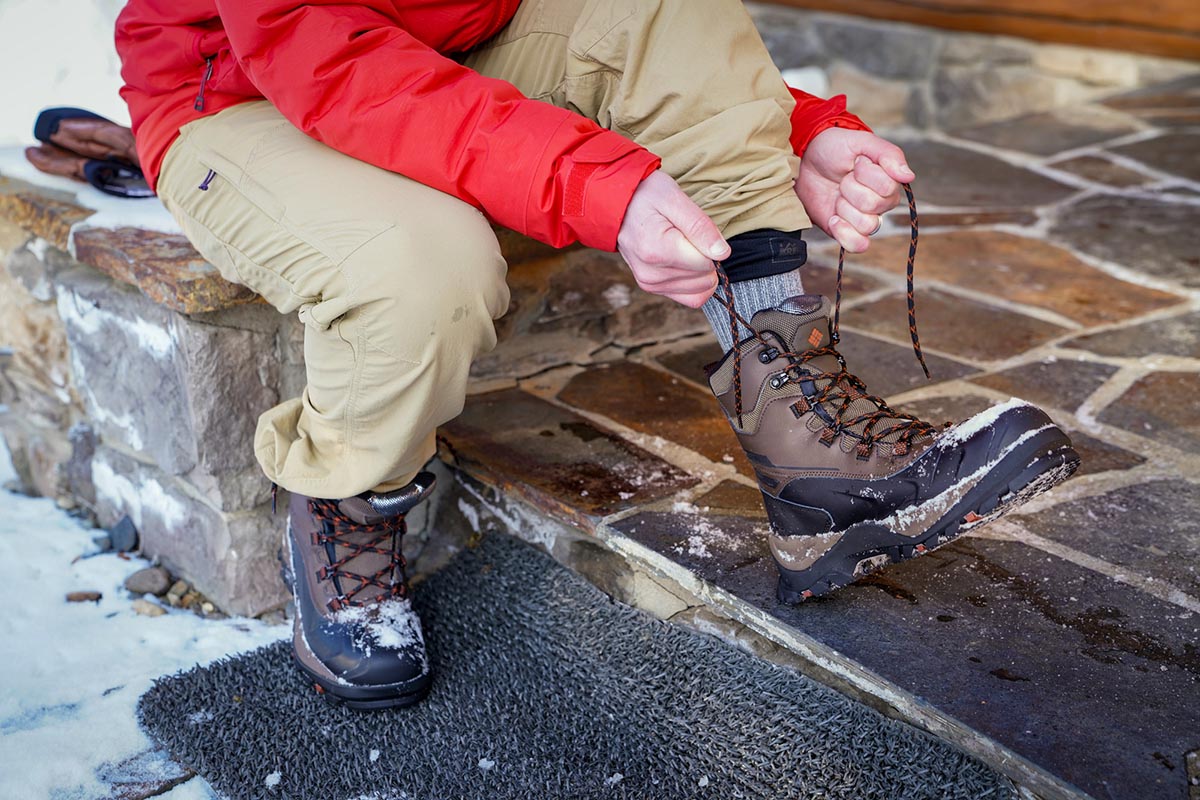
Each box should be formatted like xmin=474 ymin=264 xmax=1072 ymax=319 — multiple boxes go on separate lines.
xmin=281 ymin=474 xmax=437 ymax=709
xmin=707 ymin=293 xmax=1079 ymax=603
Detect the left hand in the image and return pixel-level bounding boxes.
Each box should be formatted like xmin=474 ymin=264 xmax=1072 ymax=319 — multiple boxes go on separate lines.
xmin=795 ymin=128 xmax=915 ymax=253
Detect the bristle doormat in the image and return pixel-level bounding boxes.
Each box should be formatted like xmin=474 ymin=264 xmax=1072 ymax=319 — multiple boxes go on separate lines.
xmin=138 ymin=533 xmax=1015 ymax=800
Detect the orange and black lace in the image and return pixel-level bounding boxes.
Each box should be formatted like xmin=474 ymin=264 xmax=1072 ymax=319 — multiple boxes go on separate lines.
xmin=308 ymin=499 xmax=408 ymax=611
xmin=714 ymin=182 xmax=935 ymax=452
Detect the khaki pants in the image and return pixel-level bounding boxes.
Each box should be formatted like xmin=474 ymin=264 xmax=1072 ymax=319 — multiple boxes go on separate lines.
xmin=156 ymin=0 xmax=809 ymax=499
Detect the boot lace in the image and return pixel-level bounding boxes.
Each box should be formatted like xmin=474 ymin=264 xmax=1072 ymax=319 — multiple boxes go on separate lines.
xmin=712 ymin=183 xmax=937 ymax=456
xmin=308 ymin=498 xmax=409 ymax=611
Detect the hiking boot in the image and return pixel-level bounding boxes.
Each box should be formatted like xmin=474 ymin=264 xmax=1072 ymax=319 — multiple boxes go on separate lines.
xmin=706 ymin=295 xmax=1080 ymax=603
xmin=281 ymin=473 xmax=437 ymax=710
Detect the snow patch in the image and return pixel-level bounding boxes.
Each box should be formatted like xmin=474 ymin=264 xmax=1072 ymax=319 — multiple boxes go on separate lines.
xmin=185 ymin=710 xmax=214 ymax=726
xmin=602 ymin=284 xmax=632 ymax=310
xmin=478 ymin=758 xmax=495 ymax=771
xmin=369 ymin=749 xmax=381 ymax=763
xmin=0 ymin=488 xmax=285 ymax=800
xmin=27 ymin=237 xmax=50 ymax=261
xmin=605 ymin=773 xmax=624 ymax=786
xmin=91 ymin=457 xmax=188 ymax=532
xmin=330 ymin=599 xmax=427 ymax=671
xmin=935 ymin=399 xmax=1034 ymax=449
xmin=668 ymin=502 xmax=744 ymax=560
xmin=56 ymin=286 xmax=176 ymax=358
xmin=264 ymin=771 xmax=282 ymax=788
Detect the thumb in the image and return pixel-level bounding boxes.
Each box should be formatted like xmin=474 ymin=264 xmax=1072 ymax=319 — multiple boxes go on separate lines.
xmin=659 ymin=188 xmax=731 ymax=262
xmin=852 ymin=136 xmax=915 ymax=184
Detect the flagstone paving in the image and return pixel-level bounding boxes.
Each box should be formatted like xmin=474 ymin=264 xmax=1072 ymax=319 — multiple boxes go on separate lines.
xmin=438 ymin=74 xmax=1200 ymax=800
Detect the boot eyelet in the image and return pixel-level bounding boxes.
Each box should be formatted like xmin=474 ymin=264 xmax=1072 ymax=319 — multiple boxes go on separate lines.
xmin=769 ymin=372 xmax=790 ymax=390
xmin=855 ymin=443 xmax=873 ymax=461
xmin=759 ymin=347 xmax=779 ymax=364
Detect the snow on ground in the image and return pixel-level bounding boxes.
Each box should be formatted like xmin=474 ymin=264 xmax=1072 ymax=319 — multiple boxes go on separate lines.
xmin=0 ymin=440 xmax=286 ymax=799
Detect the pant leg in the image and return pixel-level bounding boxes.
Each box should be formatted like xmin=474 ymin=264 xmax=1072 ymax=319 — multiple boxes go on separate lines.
xmin=155 ymin=101 xmax=510 ymax=498
xmin=464 ymin=0 xmax=811 ymax=239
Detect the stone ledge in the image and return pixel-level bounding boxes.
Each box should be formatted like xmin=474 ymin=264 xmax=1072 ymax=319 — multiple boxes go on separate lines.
xmin=0 ymin=171 xmax=566 ymax=316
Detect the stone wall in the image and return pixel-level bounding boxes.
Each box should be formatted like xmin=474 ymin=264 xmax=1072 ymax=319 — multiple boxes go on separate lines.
xmin=0 ymin=209 xmax=294 ymax=617
xmin=748 ymin=2 xmax=1197 ymax=131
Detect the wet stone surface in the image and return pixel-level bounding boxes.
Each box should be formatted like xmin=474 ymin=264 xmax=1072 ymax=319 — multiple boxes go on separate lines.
xmin=557 ymin=361 xmax=752 ymax=476
xmin=1046 ymin=155 xmax=1153 ymax=188
xmin=1064 ymin=431 xmax=1147 ymax=477
xmin=653 ymin=337 xmax=724 ymax=387
xmin=1013 ymin=479 xmax=1200 ymax=598
xmin=1063 ymin=311 xmax=1200 ymax=360
xmin=970 ymin=359 xmax=1118 ymax=414
xmin=897 ymin=394 xmax=997 ymax=428
xmin=953 ymin=108 xmax=1141 ymax=156
xmin=442 ymin=387 xmax=696 ymax=521
xmin=695 ymin=480 xmax=768 ymax=519
xmin=1050 ymin=194 xmax=1200 ymax=289
xmin=856 ymin=230 xmax=1183 ymax=327
xmin=627 ymin=527 xmax=1200 ymax=800
xmin=842 ymin=289 xmax=1069 ymax=363
xmin=895 ymin=140 xmax=1077 ymax=209
xmin=1099 ymin=372 xmax=1200 ymax=454
xmin=833 ymin=330 xmax=976 ymax=398
xmin=1109 ymin=132 xmax=1200 ymax=184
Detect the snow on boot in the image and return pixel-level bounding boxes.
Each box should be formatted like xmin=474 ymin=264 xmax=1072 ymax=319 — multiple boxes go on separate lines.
xmin=283 ymin=473 xmax=436 ymax=709
xmin=707 ymin=294 xmax=1079 ymax=604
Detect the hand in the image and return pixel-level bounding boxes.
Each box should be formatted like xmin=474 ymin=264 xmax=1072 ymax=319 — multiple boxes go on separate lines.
xmin=616 ymin=170 xmax=731 ymax=308
xmin=795 ymin=128 xmax=915 ymax=254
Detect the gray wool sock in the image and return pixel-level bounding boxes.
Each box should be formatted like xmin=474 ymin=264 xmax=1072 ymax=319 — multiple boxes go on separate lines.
xmin=702 ymin=268 xmax=804 ymax=352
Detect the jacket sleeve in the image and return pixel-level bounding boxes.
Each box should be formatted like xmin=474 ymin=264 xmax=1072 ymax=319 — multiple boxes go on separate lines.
xmin=212 ymin=1 xmax=660 ymax=251
xmin=787 ymin=87 xmax=872 ymax=158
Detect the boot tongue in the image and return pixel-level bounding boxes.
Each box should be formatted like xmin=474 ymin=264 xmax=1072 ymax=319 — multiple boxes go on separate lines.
xmin=748 ymin=294 xmax=835 ymax=354
xmin=748 ymin=295 xmax=925 ymax=446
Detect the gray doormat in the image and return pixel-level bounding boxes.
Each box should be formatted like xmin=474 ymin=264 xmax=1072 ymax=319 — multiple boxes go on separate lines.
xmin=138 ymin=533 xmax=1015 ymax=800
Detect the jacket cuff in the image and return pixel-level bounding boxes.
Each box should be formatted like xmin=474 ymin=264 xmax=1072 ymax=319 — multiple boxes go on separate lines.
xmin=531 ymin=126 xmax=661 ymax=251
xmin=566 ymin=144 xmax=661 ymax=252
xmin=788 ymin=90 xmax=872 ymax=158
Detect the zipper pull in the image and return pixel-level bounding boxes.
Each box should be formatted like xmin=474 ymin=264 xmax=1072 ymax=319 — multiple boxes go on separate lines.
xmin=198 ymin=169 xmax=216 ymax=191
xmin=194 ymin=56 xmax=215 ymax=112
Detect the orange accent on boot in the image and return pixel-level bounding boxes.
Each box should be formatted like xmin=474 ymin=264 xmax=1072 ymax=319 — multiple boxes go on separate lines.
xmin=964 ymin=511 xmax=983 ymax=523
xmin=808 ymin=328 xmax=824 ymax=348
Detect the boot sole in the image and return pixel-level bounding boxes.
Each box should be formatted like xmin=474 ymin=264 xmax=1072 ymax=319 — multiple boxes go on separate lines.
xmin=280 ymin=536 xmax=432 ymax=711
xmin=774 ymin=429 xmax=1080 ymax=604
xmin=291 ymin=649 xmax=432 ymax=711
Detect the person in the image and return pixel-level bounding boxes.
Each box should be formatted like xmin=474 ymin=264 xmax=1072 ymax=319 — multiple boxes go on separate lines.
xmin=105 ymin=0 xmax=1078 ymax=710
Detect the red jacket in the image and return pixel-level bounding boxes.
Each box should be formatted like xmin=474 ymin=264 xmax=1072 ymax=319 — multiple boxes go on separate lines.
xmin=115 ymin=0 xmax=868 ymax=251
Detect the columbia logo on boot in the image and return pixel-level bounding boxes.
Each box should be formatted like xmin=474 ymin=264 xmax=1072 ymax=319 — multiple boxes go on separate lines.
xmin=808 ymin=328 xmax=823 ymax=348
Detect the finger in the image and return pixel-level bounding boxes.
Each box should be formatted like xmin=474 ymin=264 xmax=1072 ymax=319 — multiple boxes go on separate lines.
xmin=853 ymin=156 xmax=902 ymax=202
xmin=659 ymin=190 xmax=730 ymax=262
xmin=827 ymin=214 xmax=870 ymax=254
xmin=24 ymin=144 xmax=88 ymax=181
xmin=834 ymin=197 xmax=881 ymax=238
xmin=851 ymin=138 xmax=915 ymax=184
xmin=634 ymin=260 xmax=716 ymax=291
xmin=657 ymin=228 xmax=722 ymax=273
xmin=665 ymin=279 xmax=720 ymax=309
xmin=838 ymin=174 xmax=893 ymax=215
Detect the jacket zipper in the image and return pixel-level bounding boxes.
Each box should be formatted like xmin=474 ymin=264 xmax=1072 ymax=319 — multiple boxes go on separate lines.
xmin=193 ymin=56 xmax=215 ymax=112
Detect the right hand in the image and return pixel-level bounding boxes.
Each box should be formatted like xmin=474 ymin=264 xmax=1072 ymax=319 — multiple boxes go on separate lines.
xmin=616 ymin=170 xmax=730 ymax=309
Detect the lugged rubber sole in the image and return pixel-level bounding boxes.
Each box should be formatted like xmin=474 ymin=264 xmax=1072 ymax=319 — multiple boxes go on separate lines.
xmin=292 ymin=650 xmax=432 ymax=711
xmin=775 ymin=439 xmax=1080 ymax=604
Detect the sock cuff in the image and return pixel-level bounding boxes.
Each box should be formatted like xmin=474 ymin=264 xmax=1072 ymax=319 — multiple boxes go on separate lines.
xmin=723 ymin=229 xmax=807 ymax=282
